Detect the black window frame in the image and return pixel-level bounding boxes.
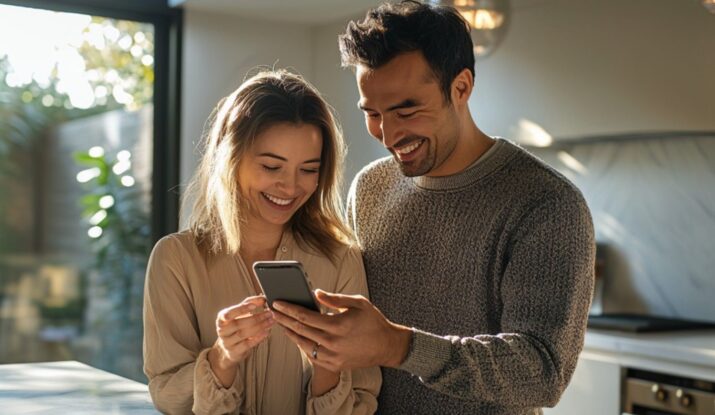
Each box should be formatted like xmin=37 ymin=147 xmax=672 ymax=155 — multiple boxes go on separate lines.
xmin=0 ymin=0 xmax=182 ymax=243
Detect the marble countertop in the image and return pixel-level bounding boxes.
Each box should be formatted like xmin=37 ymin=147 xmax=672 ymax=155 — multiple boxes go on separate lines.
xmin=0 ymin=360 xmax=157 ymax=414
xmin=583 ymin=328 xmax=715 ymax=380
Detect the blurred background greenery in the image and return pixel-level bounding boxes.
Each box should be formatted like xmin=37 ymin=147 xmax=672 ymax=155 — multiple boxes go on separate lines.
xmin=0 ymin=6 xmax=154 ymax=382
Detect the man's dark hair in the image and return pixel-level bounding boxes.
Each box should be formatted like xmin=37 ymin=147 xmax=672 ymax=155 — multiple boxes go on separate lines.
xmin=338 ymin=0 xmax=475 ymax=102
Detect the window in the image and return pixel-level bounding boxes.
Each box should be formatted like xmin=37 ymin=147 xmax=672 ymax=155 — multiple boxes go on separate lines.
xmin=0 ymin=0 xmax=181 ymax=382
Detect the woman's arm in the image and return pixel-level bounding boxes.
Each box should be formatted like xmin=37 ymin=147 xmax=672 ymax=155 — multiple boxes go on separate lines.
xmin=143 ymin=235 xmax=242 ymax=415
xmin=311 ymin=365 xmax=340 ymax=396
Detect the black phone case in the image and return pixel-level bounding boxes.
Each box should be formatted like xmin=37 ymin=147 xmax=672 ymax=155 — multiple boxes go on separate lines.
xmin=252 ymin=261 xmax=319 ymax=312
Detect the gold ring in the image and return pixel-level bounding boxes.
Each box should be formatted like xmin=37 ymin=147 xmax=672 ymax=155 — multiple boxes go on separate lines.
xmin=311 ymin=343 xmax=319 ymax=360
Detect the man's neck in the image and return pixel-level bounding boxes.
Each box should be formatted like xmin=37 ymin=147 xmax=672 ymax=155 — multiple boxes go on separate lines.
xmin=426 ymin=118 xmax=494 ymax=178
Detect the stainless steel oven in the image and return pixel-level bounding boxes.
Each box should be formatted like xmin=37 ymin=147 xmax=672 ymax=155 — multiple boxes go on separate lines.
xmin=622 ymin=368 xmax=715 ymax=415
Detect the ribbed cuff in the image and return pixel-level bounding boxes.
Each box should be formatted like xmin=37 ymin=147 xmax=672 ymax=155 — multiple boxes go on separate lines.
xmin=397 ymin=328 xmax=452 ymax=379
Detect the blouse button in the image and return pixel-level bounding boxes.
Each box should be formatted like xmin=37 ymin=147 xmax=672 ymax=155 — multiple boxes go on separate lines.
xmin=280 ymin=246 xmax=287 ymax=253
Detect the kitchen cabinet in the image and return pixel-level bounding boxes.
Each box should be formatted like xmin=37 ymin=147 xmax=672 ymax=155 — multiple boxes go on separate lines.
xmin=543 ymin=352 xmax=621 ymax=415
xmin=544 ymin=329 xmax=715 ymax=414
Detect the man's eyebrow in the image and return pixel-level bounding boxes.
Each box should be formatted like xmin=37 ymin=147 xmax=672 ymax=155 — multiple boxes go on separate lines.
xmin=386 ymin=99 xmax=420 ymax=112
xmin=357 ymin=101 xmax=372 ymax=112
xmin=358 ymin=99 xmax=421 ymax=113
xmin=258 ymin=153 xmax=320 ymax=164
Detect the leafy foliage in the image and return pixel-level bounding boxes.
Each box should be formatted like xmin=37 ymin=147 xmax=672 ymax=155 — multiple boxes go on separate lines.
xmin=0 ymin=16 xmax=153 ymax=251
xmin=74 ymin=148 xmax=150 ymax=380
xmin=0 ymin=12 xmax=155 ymax=381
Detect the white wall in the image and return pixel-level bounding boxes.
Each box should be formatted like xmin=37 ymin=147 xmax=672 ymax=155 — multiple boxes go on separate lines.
xmin=470 ymin=0 xmax=715 ymax=142
xmin=180 ymin=10 xmax=314 ymax=197
xmin=310 ymin=19 xmax=388 ymax=194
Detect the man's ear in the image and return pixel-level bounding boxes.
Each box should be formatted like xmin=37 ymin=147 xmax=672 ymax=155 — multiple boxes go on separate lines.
xmin=450 ymin=68 xmax=473 ymax=105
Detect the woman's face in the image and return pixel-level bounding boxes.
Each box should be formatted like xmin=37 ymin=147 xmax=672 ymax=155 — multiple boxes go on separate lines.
xmin=238 ymin=122 xmax=323 ymax=231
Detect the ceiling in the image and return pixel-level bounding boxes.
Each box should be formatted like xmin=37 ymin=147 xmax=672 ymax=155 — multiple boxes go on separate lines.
xmin=170 ymin=0 xmax=385 ymax=24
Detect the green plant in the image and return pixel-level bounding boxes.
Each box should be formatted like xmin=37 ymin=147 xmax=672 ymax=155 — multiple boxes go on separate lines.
xmin=1 ymin=15 xmax=154 ymax=253
xmin=74 ymin=147 xmax=150 ymax=381
xmin=0 ymin=10 xmax=155 ymax=380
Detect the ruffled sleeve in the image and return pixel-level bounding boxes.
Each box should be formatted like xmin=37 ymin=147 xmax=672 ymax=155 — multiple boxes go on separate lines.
xmin=192 ymin=348 xmax=242 ymax=414
xmin=305 ymin=246 xmax=381 ymax=415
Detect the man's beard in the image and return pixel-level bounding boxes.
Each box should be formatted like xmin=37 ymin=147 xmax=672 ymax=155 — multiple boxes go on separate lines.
xmin=394 ymin=138 xmax=434 ymax=177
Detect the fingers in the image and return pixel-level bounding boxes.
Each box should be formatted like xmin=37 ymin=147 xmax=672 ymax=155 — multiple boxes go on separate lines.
xmin=314 ymin=289 xmax=367 ymax=311
xmin=282 ymin=327 xmax=340 ymax=371
xmin=218 ymin=326 xmax=272 ymax=363
xmin=218 ymin=310 xmax=274 ymax=339
xmin=211 ymin=297 xmax=275 ymax=365
xmin=219 ymin=296 xmax=267 ymax=321
xmin=272 ymin=302 xmax=341 ymax=337
xmin=272 ymin=309 xmax=332 ymax=345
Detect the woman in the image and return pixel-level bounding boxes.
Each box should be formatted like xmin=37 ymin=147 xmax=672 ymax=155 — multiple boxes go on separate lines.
xmin=143 ymin=70 xmax=381 ymax=415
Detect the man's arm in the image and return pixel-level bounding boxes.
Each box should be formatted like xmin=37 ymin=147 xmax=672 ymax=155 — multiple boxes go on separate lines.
xmin=396 ymin=188 xmax=595 ymax=406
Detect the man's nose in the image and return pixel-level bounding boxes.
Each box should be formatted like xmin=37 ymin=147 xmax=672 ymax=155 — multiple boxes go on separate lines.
xmin=380 ymin=117 xmax=405 ymax=148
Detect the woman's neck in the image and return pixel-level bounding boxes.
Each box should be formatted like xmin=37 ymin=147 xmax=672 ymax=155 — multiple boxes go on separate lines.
xmin=240 ymin=220 xmax=285 ymax=260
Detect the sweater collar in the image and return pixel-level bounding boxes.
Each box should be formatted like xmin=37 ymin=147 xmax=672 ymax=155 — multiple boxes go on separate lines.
xmin=412 ymin=138 xmax=514 ymax=191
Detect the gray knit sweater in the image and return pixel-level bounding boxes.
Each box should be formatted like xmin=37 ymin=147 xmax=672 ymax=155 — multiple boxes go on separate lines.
xmin=346 ymin=139 xmax=595 ymax=415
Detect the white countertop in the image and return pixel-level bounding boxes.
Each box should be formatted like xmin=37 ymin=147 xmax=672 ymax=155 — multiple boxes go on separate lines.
xmin=583 ymin=328 xmax=715 ymax=380
xmin=0 ymin=360 xmax=157 ymax=414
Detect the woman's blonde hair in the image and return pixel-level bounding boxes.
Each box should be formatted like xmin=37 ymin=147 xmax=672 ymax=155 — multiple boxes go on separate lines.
xmin=184 ymin=70 xmax=353 ymax=261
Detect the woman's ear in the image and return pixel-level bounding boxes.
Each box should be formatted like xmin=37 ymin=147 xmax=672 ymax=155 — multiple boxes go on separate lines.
xmin=450 ymin=68 xmax=473 ymax=106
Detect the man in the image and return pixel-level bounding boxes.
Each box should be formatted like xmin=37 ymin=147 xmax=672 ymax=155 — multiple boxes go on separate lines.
xmin=273 ymin=1 xmax=595 ymax=414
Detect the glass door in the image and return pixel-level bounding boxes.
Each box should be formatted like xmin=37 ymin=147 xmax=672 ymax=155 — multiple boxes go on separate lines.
xmin=0 ymin=2 xmax=178 ymax=382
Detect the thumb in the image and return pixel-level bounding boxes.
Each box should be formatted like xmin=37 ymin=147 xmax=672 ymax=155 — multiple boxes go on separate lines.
xmin=314 ymin=289 xmax=366 ymax=311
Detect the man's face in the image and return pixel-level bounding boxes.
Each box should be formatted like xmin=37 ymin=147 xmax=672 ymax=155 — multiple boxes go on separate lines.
xmin=356 ymin=51 xmax=459 ymax=177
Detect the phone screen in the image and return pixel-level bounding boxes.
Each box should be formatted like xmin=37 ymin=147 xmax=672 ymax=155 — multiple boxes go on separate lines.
xmin=252 ymin=261 xmax=319 ymax=312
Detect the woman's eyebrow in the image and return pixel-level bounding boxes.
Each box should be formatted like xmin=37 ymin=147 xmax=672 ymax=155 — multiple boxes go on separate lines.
xmin=258 ymin=152 xmax=320 ymax=164
xmin=257 ymin=152 xmax=286 ymax=161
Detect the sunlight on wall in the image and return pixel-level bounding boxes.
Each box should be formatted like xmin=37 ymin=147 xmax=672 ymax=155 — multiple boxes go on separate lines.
xmin=557 ymin=151 xmax=588 ymax=175
xmin=512 ymin=118 xmax=553 ymax=147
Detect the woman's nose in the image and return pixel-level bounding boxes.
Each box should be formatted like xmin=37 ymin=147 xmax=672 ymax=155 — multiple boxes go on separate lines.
xmin=276 ymin=171 xmax=296 ymax=193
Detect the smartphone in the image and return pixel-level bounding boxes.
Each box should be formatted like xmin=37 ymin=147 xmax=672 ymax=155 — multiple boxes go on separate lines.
xmin=252 ymin=260 xmax=320 ymax=312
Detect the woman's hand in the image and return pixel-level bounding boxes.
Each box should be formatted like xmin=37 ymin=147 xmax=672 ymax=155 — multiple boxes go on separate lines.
xmin=208 ymin=296 xmax=274 ymax=387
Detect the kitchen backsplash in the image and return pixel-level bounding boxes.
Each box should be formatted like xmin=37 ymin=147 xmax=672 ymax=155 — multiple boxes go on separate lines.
xmin=528 ymin=134 xmax=715 ymax=323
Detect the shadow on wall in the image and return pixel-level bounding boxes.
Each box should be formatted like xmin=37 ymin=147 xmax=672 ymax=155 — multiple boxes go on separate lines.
xmin=594 ymin=243 xmax=647 ymax=315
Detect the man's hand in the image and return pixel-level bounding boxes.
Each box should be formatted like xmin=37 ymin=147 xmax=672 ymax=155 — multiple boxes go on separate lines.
xmin=272 ymin=289 xmax=412 ymax=372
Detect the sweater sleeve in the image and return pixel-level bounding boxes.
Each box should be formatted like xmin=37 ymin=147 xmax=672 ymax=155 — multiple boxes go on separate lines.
xmin=143 ymin=235 xmax=242 ymax=414
xmin=306 ymin=247 xmax=381 ymax=415
xmin=398 ymin=188 xmax=595 ymax=408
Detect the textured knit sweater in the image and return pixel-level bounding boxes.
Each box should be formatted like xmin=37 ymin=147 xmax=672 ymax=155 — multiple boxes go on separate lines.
xmin=346 ymin=138 xmax=595 ymax=415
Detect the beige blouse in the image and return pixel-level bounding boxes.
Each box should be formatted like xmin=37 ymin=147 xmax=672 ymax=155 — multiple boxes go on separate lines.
xmin=143 ymin=230 xmax=381 ymax=415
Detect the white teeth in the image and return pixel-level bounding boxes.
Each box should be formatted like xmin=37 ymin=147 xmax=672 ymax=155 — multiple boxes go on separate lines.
xmin=263 ymin=193 xmax=294 ymax=206
xmin=396 ymin=140 xmax=422 ymax=155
